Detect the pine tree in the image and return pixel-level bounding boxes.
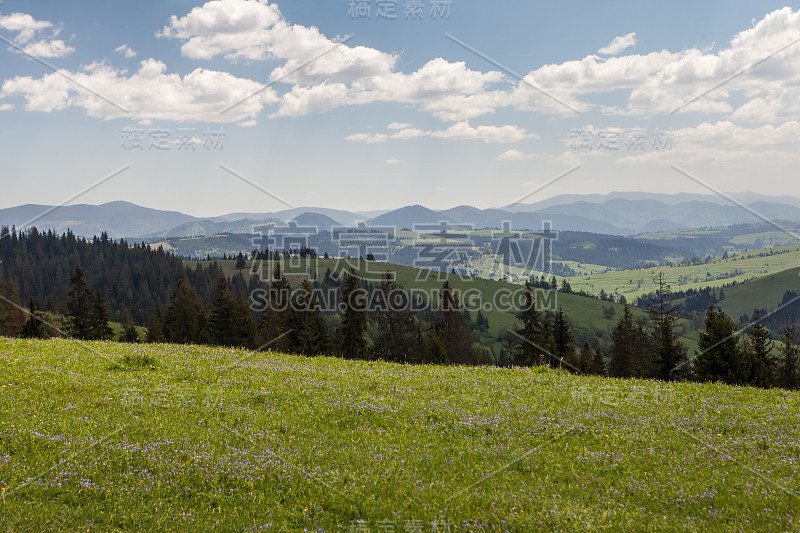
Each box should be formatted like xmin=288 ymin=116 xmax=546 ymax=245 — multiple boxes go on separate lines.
xmin=164 ymin=279 xmax=207 ymax=344
xmin=293 ymin=279 xmax=328 ymax=356
xmin=609 ymin=305 xmax=642 ymax=378
xmin=67 ymin=266 xmax=93 ymax=340
xmin=209 ymin=278 xmax=237 ymax=346
xmin=146 ymin=303 xmax=166 ymax=343
xmin=337 ymin=268 xmax=368 ymax=359
xmin=20 ymin=296 xmax=44 ymax=339
xmin=744 ymin=310 xmax=775 ymax=387
xmin=120 ymin=309 xmax=140 ymax=343
xmin=578 ymin=341 xmax=593 ymax=374
xmin=646 ymin=273 xmax=687 ymax=381
xmin=592 ymin=344 xmax=606 ymax=375
xmin=0 ymin=278 xmax=25 ymax=337
xmin=514 ymin=282 xmax=546 ymax=366
xmin=778 ymin=316 xmax=799 ymax=390
xmin=371 ymin=273 xmax=423 ymax=364
xmin=695 ymin=306 xmax=744 ymax=384
xmin=90 ymin=290 xmax=113 ymax=341
xmin=256 ymin=263 xmax=294 ymax=353
xmin=551 ymin=307 xmax=574 ymax=365
xmin=434 ymin=281 xmax=475 ymax=365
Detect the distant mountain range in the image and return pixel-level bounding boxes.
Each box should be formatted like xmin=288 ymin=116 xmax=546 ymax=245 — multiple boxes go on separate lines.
xmin=2 ymin=191 xmax=800 ymax=239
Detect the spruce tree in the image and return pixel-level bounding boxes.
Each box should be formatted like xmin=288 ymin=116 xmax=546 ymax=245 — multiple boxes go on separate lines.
xmin=551 ymin=307 xmax=574 ymax=365
xmin=371 ymin=272 xmax=423 ymax=364
xmin=609 ymin=306 xmax=637 ymax=378
xmin=514 ymin=282 xmax=546 ymax=366
xmin=578 ymin=340 xmax=593 ymax=374
xmin=256 ymin=263 xmax=294 ymax=353
xmin=90 ymin=290 xmax=113 ymax=341
xmin=67 ymin=266 xmax=93 ymax=340
xmin=164 ymin=279 xmax=207 ymax=344
xmin=592 ymin=344 xmax=606 ymax=375
xmin=778 ymin=316 xmax=799 ymax=390
xmin=120 ymin=309 xmax=140 ymax=343
xmin=434 ymin=281 xmax=475 ymax=365
xmin=695 ymin=306 xmax=744 ymax=384
xmin=745 ymin=310 xmax=775 ymax=387
xmin=337 ymin=268 xmax=368 ymax=359
xmin=20 ymin=296 xmax=44 ymax=339
xmin=209 ymin=278 xmax=236 ymax=346
xmin=646 ymin=273 xmax=687 ymax=381
xmin=146 ymin=303 xmax=166 ymax=343
xmin=294 ymin=279 xmax=328 ymax=356
xmin=0 ymin=278 xmax=25 ymax=337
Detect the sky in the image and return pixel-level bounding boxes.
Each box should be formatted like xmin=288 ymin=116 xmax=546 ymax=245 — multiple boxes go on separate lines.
xmin=0 ymin=0 xmax=799 ymax=216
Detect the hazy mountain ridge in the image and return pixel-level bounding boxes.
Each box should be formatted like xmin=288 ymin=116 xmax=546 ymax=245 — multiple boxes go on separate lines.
xmin=3 ymin=191 xmax=800 ymax=239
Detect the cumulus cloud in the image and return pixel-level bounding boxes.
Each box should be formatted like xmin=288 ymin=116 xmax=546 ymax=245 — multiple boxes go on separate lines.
xmin=115 ymin=44 xmax=138 ymax=58
xmin=598 ymin=32 xmax=637 ymax=55
xmin=158 ymin=0 xmax=504 ymax=120
xmin=347 ymin=121 xmax=536 ymax=144
xmin=0 ymin=12 xmax=74 ymax=58
xmin=616 ymin=120 xmax=800 ymax=165
xmin=0 ymin=59 xmax=277 ymax=122
xmin=498 ymin=149 xmax=537 ymax=161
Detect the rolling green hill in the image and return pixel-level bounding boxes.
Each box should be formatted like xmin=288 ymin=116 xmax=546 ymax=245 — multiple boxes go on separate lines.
xmin=185 ymin=257 xmax=701 ymax=353
xmin=718 ymin=267 xmax=800 ymax=322
xmin=0 ymin=338 xmax=797 ymax=531
xmin=566 ymin=245 xmax=800 ymax=301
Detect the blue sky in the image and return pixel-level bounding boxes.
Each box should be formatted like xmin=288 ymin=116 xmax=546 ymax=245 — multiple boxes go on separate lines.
xmin=1 ymin=0 xmax=798 ymax=216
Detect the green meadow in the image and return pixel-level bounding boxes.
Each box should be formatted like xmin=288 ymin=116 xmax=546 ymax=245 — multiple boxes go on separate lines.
xmin=1 ymin=338 xmax=798 ymax=532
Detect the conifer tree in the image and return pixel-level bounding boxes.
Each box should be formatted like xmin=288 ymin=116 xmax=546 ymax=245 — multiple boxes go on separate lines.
xmin=67 ymin=266 xmax=93 ymax=340
xmin=256 ymin=263 xmax=294 ymax=353
xmin=20 ymin=296 xmax=44 ymax=339
xmin=146 ymin=303 xmax=166 ymax=343
xmin=293 ymin=279 xmax=328 ymax=356
xmin=744 ymin=310 xmax=775 ymax=387
xmin=371 ymin=273 xmax=423 ymax=363
xmin=609 ymin=305 xmax=635 ymax=378
xmin=90 ymin=289 xmax=113 ymax=341
xmin=0 ymin=278 xmax=25 ymax=337
xmin=695 ymin=306 xmax=744 ymax=384
xmin=337 ymin=268 xmax=368 ymax=359
xmin=164 ymin=279 xmax=207 ymax=344
xmin=592 ymin=344 xmax=606 ymax=375
xmin=120 ymin=309 xmax=140 ymax=343
xmin=778 ymin=316 xmax=799 ymax=390
xmin=514 ymin=282 xmax=546 ymax=366
xmin=647 ymin=273 xmax=687 ymax=380
xmin=551 ymin=307 xmax=574 ymax=364
xmin=434 ymin=281 xmax=474 ymax=365
xmin=578 ymin=340 xmax=593 ymax=374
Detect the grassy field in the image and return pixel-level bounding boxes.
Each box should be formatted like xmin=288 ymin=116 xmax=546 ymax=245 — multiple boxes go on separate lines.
xmin=566 ymin=246 xmax=800 ymax=301
xmin=719 ymin=267 xmax=800 ymax=321
xmin=1 ymin=338 xmax=799 ymax=531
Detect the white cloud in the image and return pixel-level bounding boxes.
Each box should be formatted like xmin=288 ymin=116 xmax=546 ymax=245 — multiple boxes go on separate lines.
xmin=115 ymin=44 xmax=138 ymax=58
xmin=386 ymin=159 xmax=401 ymax=164
xmin=347 ymin=121 xmax=536 ymax=144
xmin=598 ymin=32 xmax=637 ymax=55
xmin=430 ymin=121 xmax=536 ymax=143
xmin=345 ymin=132 xmax=388 ymax=143
xmin=0 ymin=59 xmax=277 ymax=122
xmin=159 ymin=0 xmax=504 ymax=120
xmin=616 ymin=120 xmax=800 ymax=168
xmin=0 ymin=103 xmax=14 ymax=111
xmin=498 ymin=149 xmax=537 ymax=161
xmin=387 ymin=122 xmax=413 ymax=130
xmin=0 ymin=12 xmax=74 ymax=58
